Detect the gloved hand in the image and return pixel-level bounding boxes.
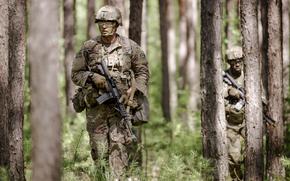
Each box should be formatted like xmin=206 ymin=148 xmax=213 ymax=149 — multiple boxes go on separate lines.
xmin=119 ymin=94 xmax=129 ymax=105
xmin=119 ymin=88 xmax=136 ymax=107
xmin=91 ymin=73 xmax=107 ymax=89
xmin=228 ymin=87 xmax=240 ymax=99
xmin=119 ymin=88 xmax=131 ymax=105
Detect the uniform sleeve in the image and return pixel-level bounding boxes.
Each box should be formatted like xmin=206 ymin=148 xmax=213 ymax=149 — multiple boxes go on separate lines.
xmin=224 ymin=83 xmax=236 ymax=113
xmin=131 ymin=43 xmax=149 ymax=96
xmin=71 ymin=47 xmax=91 ymax=87
xmin=223 ymin=82 xmax=231 ymax=112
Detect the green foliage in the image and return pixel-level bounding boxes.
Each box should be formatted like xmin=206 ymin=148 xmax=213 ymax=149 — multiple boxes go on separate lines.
xmin=0 ymin=167 xmax=9 ymax=181
xmin=282 ymin=156 xmax=290 ymax=175
xmin=62 ymin=114 xmax=92 ymax=180
xmin=284 ymin=96 xmax=290 ymax=180
xmin=143 ymin=118 xmax=213 ymax=181
xmin=23 ymin=57 xmax=32 ymax=179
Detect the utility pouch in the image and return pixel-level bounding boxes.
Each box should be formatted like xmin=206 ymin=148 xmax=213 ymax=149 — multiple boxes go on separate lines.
xmin=132 ymin=94 xmax=149 ymax=126
xmin=72 ymin=87 xmax=86 ymax=113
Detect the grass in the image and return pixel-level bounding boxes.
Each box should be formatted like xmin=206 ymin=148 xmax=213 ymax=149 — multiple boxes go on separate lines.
xmin=56 ymin=107 xmax=211 ymax=181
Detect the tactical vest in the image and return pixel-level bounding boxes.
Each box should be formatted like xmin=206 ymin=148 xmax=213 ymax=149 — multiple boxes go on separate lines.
xmin=73 ymin=35 xmax=149 ymax=125
xmin=83 ymin=35 xmax=135 ymax=96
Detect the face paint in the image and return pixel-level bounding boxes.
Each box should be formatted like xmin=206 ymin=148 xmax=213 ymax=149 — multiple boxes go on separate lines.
xmin=98 ymin=21 xmax=117 ymax=36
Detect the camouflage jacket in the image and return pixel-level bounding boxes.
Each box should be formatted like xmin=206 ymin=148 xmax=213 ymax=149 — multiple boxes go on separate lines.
xmin=71 ymin=34 xmax=149 ymax=98
xmin=223 ymin=69 xmax=244 ymax=127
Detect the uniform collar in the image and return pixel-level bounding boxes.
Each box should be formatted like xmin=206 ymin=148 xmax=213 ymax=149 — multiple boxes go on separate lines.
xmin=96 ymin=34 xmax=122 ymax=53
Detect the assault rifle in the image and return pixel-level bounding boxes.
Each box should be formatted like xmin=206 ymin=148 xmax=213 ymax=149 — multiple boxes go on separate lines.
xmin=83 ymin=48 xmax=137 ymax=142
xmin=97 ymin=59 xmax=137 ymax=142
xmin=223 ymin=71 xmax=276 ymax=126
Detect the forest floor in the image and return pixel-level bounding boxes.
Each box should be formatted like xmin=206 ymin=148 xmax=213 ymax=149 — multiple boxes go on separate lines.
xmin=19 ymin=111 xmax=210 ymax=181
xmin=0 ymin=105 xmax=289 ymax=180
xmin=57 ymin=113 xmax=210 ymax=181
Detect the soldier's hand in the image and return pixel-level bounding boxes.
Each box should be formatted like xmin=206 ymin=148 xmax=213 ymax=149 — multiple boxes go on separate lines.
xmin=91 ymin=73 xmax=107 ymax=89
xmin=119 ymin=88 xmax=134 ymax=107
xmin=228 ymin=87 xmax=240 ymax=99
xmin=119 ymin=88 xmax=131 ymax=104
xmin=119 ymin=94 xmax=129 ymax=104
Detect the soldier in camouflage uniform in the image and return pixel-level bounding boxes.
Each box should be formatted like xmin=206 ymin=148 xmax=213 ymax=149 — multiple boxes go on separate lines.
xmin=71 ymin=5 xmax=149 ymax=179
xmin=223 ymin=46 xmax=245 ymax=180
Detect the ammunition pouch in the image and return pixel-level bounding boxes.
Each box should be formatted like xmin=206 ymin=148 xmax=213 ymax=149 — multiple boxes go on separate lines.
xmin=84 ymin=86 xmax=100 ymax=108
xmin=72 ymin=87 xmax=86 ymax=113
xmin=131 ymin=93 xmax=149 ymax=126
xmin=226 ymin=107 xmax=244 ymax=125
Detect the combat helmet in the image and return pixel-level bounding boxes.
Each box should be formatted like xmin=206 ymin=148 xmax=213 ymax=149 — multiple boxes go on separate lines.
xmin=95 ymin=5 xmax=122 ymax=25
xmin=226 ymin=46 xmax=243 ymax=62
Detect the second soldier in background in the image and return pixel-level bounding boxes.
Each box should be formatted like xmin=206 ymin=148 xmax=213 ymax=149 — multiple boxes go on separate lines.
xmin=223 ymin=46 xmax=245 ymax=181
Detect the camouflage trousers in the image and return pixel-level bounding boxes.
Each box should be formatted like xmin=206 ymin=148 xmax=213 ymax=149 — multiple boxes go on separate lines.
xmin=86 ymin=103 xmax=132 ymax=179
xmin=227 ymin=124 xmax=245 ymax=181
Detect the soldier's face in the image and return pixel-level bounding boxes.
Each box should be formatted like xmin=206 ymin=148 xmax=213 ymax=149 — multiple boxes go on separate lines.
xmin=98 ymin=21 xmax=118 ymax=36
xmin=230 ymin=58 xmax=243 ymax=72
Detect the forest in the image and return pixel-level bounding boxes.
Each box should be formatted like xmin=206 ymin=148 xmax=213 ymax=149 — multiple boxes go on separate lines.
xmin=0 ymin=0 xmax=290 ymax=180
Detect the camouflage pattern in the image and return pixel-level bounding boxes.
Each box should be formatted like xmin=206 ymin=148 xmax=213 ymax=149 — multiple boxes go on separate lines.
xmin=226 ymin=46 xmax=243 ymax=62
xmin=224 ymin=68 xmax=245 ymax=181
xmin=71 ymin=34 xmax=149 ymax=178
xmin=71 ymin=87 xmax=86 ymax=112
xmin=95 ymin=5 xmax=122 ymax=25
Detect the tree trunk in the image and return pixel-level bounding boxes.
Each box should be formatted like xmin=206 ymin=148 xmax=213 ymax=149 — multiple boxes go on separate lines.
xmin=177 ymin=0 xmax=188 ymax=126
xmin=129 ymin=0 xmax=143 ymax=45
xmin=141 ymin=0 xmax=147 ymax=52
xmin=178 ymin=0 xmax=199 ymax=131
xmin=200 ymin=0 xmax=228 ymax=179
xmin=266 ymin=0 xmax=285 ymax=179
xmin=28 ymin=0 xmax=62 ymax=180
xmin=159 ymin=0 xmax=177 ymax=121
xmin=240 ymin=1 xmax=264 ymax=180
xmin=260 ymin=0 xmax=269 ymax=98
xmin=87 ymin=0 xmax=96 ymax=39
xmin=64 ymin=0 xmax=76 ymax=117
xmin=225 ymin=0 xmax=239 ymax=48
xmin=0 ymin=0 xmax=9 ymax=167
xmin=185 ymin=0 xmax=199 ymax=132
xmin=8 ymin=0 xmax=26 ymax=180
xmin=178 ymin=0 xmax=187 ymax=89
xmin=282 ymin=0 xmax=289 ymax=99
xmin=128 ymin=0 xmax=143 ymax=168
xmin=159 ymin=0 xmax=170 ymax=121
